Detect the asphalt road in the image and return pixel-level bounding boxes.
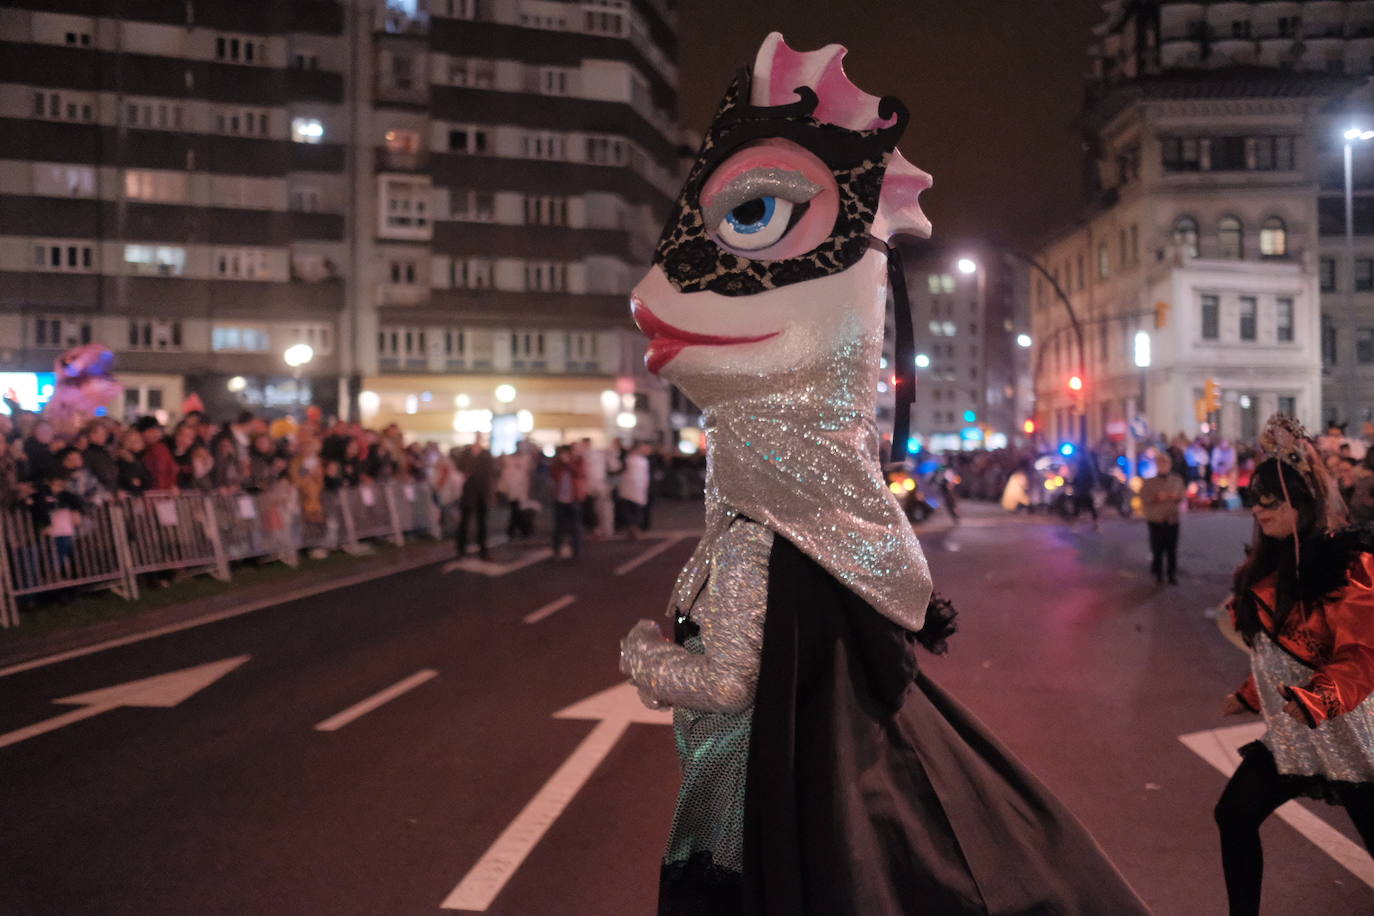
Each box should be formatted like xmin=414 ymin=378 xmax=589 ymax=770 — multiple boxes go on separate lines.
xmin=1 ymin=503 xmax=1371 ymax=915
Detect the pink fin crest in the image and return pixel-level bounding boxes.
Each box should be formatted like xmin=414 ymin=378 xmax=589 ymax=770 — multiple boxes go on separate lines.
xmin=873 ymin=152 xmax=933 ymax=241
xmin=752 ymin=32 xmax=893 ymax=131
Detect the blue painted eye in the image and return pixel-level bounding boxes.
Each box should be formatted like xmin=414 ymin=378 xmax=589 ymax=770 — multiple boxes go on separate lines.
xmin=716 ymin=196 xmax=795 ymax=251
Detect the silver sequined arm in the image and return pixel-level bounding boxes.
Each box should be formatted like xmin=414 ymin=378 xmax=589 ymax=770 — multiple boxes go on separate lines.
xmin=621 ymin=519 xmax=773 ymax=714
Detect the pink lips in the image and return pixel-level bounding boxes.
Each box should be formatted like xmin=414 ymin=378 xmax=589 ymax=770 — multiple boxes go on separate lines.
xmin=630 ymin=297 xmax=779 ymax=374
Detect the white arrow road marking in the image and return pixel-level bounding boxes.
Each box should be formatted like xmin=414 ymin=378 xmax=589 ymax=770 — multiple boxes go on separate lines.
xmin=1179 ymin=722 xmax=1374 ymax=889
xmin=441 ymin=683 xmax=672 ymax=911
xmin=0 ymin=655 xmax=251 ymax=751
xmin=614 ymin=535 xmax=684 ymax=576
xmin=522 ymin=594 xmax=576 ymax=625
xmin=315 ymin=669 xmax=438 ymax=732
xmin=442 ymin=549 xmax=551 ymax=578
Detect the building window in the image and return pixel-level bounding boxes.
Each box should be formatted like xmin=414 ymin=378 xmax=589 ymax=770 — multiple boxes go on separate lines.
xmin=1200 ymin=294 xmax=1219 ymax=341
xmin=214 ymin=248 xmax=272 ymax=280
xmin=449 ymin=56 xmax=495 ymax=87
xmin=291 ymin=117 xmax=324 ymax=143
xmin=1323 ymin=315 xmax=1338 ymax=366
xmin=213 ymin=107 xmax=272 ymax=137
xmin=1358 ymin=258 xmax=1374 ymax=293
xmin=30 ymin=317 xmax=91 ymax=348
xmin=385 ymin=128 xmax=421 ymax=157
xmin=32 ymin=90 xmax=95 ymax=123
xmin=1239 ymin=296 xmax=1257 ymax=341
xmin=586 ymin=136 xmax=626 ymax=166
xmin=1096 ymin=240 xmax=1110 ymax=280
xmin=125 ymin=101 xmax=186 ymax=131
xmin=211 ymin=326 xmax=271 ymax=352
xmin=127 ymin=319 xmax=183 ymax=351
xmin=292 ymin=51 xmax=319 ymax=70
xmin=1259 ymin=217 xmax=1287 ymax=258
xmin=124 ymin=245 xmax=186 ymax=276
xmin=1359 ymin=328 xmax=1374 ymax=364
xmin=379 ymin=177 xmax=432 ymax=239
xmin=452 ymin=258 xmax=493 ymax=289
xmin=539 ymin=67 xmax=571 ymax=95
xmin=1276 ymin=298 xmax=1295 ymax=343
xmin=1161 ymin=136 xmax=1204 ymax=172
xmin=283 ymin=324 xmax=333 ymax=355
xmin=124 ymin=170 xmax=190 ymax=203
xmin=33 ymin=241 xmax=95 ymax=273
xmin=377 ymin=327 xmax=426 ymax=359
xmin=521 ymin=132 xmax=566 ymax=160
xmin=215 ymin=34 xmax=267 ymax=65
xmin=524 ymin=262 xmax=568 ymax=292
xmin=290 ymin=187 xmax=322 ymax=212
xmin=381 ymin=52 xmax=416 ymax=91
xmin=451 ymin=190 xmax=495 ymax=222
xmin=33 ymin=164 xmax=95 ymax=197
xmin=1218 ymin=216 xmax=1244 ymax=259
xmin=389 ymin=261 xmax=419 ymax=285
xmin=524 ymin=195 xmax=569 ymax=226
xmin=1321 ymin=257 xmax=1337 ymax=292
xmin=1172 ymin=216 xmax=1199 ymax=258
xmin=448 ymin=127 xmax=489 ymax=154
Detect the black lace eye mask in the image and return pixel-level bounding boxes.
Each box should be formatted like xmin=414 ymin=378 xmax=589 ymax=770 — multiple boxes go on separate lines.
xmin=654 ymin=68 xmax=908 ymax=297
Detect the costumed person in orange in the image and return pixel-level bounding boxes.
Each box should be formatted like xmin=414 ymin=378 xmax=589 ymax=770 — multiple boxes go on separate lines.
xmin=1217 ymin=414 xmax=1374 ymax=916
xmin=618 ymin=33 xmax=1150 ymax=916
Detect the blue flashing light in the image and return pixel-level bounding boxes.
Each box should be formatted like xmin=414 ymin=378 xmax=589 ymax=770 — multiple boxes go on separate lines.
xmin=1116 ymin=455 xmax=1129 ymax=468
xmin=1059 ymin=442 xmax=1076 ymax=457
xmin=906 ymin=437 xmax=922 ymax=454
xmin=963 ymin=409 xmax=977 ymax=423
xmin=94 ymin=406 xmax=108 ymax=417
xmin=960 ymin=426 xmax=981 ymax=441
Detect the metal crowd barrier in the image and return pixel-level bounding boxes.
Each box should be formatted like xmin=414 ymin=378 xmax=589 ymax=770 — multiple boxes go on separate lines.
xmin=0 ymin=481 xmax=439 ymax=628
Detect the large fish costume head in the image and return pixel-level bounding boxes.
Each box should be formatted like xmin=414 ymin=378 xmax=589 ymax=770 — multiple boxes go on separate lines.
xmin=633 ymin=33 xmax=934 ymax=630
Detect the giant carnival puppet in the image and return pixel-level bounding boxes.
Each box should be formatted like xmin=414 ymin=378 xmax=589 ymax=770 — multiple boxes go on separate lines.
xmin=41 ymin=343 xmax=122 ymax=432
xmin=618 ymin=34 xmax=1152 ymax=915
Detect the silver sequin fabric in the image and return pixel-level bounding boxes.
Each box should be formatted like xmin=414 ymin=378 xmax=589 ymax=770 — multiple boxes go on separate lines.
xmin=667 ymin=321 xmax=932 ymax=632
xmin=628 ymin=519 xmax=773 ymax=873
xmin=1253 ymin=634 xmax=1374 ymax=783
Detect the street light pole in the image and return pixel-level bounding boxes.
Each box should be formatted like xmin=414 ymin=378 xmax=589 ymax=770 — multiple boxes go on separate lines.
xmin=1343 ymin=127 xmax=1373 ymax=427
xmin=997 ymin=247 xmax=1087 ymax=449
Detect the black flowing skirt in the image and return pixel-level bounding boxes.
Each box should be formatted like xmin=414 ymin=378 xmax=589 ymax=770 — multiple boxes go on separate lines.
xmin=660 ymin=534 xmax=1151 ymax=916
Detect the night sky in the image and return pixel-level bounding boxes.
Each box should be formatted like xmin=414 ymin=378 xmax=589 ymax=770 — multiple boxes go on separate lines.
xmin=676 ymin=0 xmax=1103 ymax=249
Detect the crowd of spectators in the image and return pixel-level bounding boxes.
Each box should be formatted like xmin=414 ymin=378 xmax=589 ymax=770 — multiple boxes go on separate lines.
xmin=0 ymin=399 xmax=707 ymax=552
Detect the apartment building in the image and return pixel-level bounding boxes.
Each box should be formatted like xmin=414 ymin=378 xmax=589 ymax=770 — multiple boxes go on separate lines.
xmin=0 ymin=0 xmax=680 ymax=448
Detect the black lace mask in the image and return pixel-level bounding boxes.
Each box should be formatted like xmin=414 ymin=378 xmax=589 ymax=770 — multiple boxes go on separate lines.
xmin=654 ymin=68 xmax=909 ymax=297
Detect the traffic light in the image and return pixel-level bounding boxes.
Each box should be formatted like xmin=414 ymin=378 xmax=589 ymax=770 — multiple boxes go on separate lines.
xmin=1154 ymin=300 xmax=1170 ymax=329
xmin=1022 ymin=419 xmax=1036 ymax=436
xmin=1203 ymin=378 xmax=1220 ymax=414
xmin=1195 ymin=399 xmax=1207 ymax=423
xmin=1068 ymin=375 xmax=1086 ymax=415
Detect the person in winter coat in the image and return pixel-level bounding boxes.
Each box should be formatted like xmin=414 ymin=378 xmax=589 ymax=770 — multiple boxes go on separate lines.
xmin=136 ymin=417 xmax=179 ymax=492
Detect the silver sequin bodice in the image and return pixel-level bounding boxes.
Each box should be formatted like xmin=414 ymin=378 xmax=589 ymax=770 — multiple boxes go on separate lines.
xmin=1254 ymin=634 xmax=1374 ymax=784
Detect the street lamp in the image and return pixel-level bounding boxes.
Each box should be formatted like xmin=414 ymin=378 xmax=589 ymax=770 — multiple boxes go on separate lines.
xmin=283 ymin=343 xmax=314 ymax=370
xmin=1343 ymin=126 xmax=1374 ymax=422
xmin=1016 ymin=333 xmax=1032 ymax=349
xmin=914 ymin=353 xmax=931 ymax=369
xmin=956 ymin=256 xmax=978 ymax=275
xmin=494 ymin=384 xmax=517 ymax=404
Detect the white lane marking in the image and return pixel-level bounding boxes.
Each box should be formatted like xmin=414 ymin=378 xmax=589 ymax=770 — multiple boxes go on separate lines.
xmin=0 ymin=547 xmax=451 ymax=680
xmin=314 ymin=669 xmax=438 ymax=732
xmin=442 ymin=549 xmax=551 ymax=578
xmin=613 ymin=536 xmax=684 ymax=576
xmin=441 ymin=683 xmax=671 ymax=911
xmin=0 ymin=655 xmax=250 ymax=750
xmin=522 ymin=594 xmax=576 ymax=625
xmin=1178 ymin=722 xmax=1374 ymax=889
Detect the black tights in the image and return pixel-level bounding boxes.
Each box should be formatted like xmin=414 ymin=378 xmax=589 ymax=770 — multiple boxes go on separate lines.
xmin=1214 ymin=746 xmax=1374 ymax=916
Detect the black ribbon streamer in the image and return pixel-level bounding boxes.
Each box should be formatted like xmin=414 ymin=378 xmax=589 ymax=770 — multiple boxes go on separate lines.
xmin=869 ymin=237 xmax=915 ymax=463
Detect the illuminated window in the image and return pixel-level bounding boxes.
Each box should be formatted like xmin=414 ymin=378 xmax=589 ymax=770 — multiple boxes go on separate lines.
xmin=291 ymin=117 xmax=324 ymax=143
xmin=1259 ymin=217 xmax=1287 ymax=258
